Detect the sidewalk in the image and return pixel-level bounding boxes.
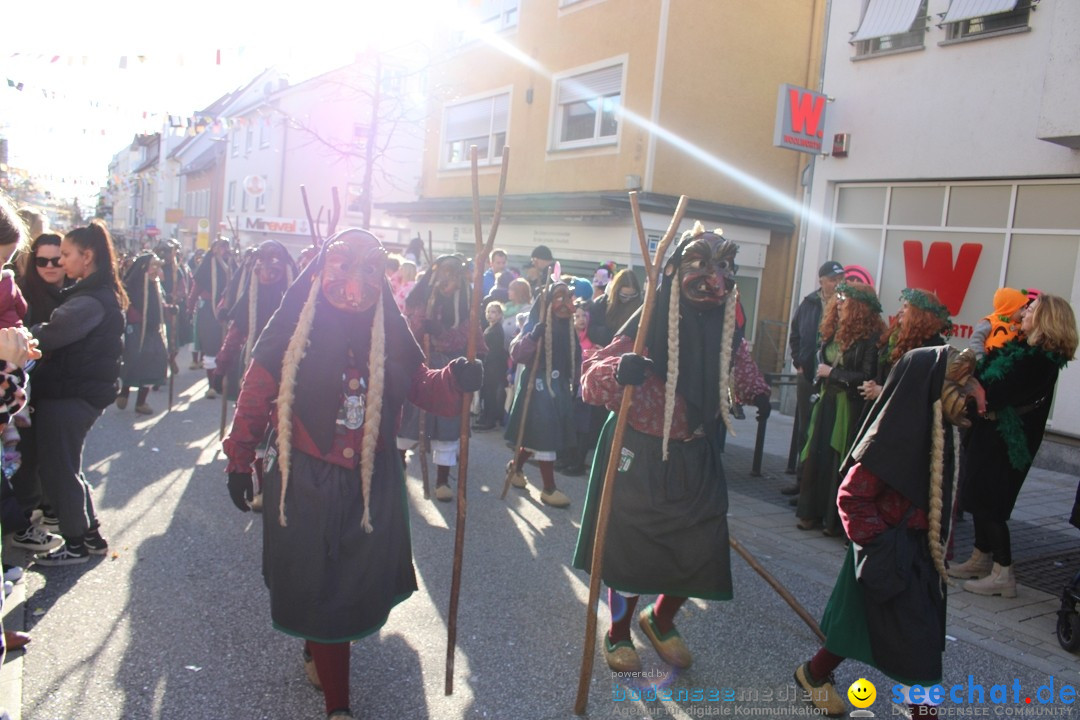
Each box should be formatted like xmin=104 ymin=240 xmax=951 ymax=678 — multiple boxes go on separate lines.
xmin=722 ymin=410 xmax=1080 ymax=679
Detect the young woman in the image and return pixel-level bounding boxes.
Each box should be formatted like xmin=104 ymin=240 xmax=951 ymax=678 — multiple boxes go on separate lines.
xmin=796 ymin=281 xmax=884 ymax=537
xmin=28 ymin=221 xmax=127 ymax=566
xmin=954 ymin=294 xmax=1078 ymax=596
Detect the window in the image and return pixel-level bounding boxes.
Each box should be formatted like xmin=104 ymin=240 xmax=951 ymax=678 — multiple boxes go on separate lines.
xmin=259 ymin=119 xmax=269 ymax=148
xmin=851 ymin=0 xmax=928 ymax=58
xmin=442 ymin=92 xmax=509 ymax=168
xmin=347 ymin=184 xmax=364 ymax=215
xmin=553 ymin=64 xmax=623 ymax=150
xmin=353 ymin=123 xmax=370 ymax=155
xmin=241 ymin=189 xmax=248 ymax=213
xmin=255 ymin=179 xmax=266 ymax=212
xmin=245 ymin=124 xmax=254 ymax=154
xmin=227 ymin=180 xmax=237 ymax=212
xmin=942 ymin=0 xmax=1032 ymax=41
xmin=452 ymin=0 xmax=518 ymax=44
xmin=230 ymin=129 xmax=239 ymax=157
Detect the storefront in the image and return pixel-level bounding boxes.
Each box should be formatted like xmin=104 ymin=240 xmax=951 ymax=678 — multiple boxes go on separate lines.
xmin=819 ymin=178 xmax=1080 ymax=437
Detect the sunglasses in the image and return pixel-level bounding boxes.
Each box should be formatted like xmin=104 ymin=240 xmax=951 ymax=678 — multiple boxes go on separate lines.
xmin=35 ymin=256 xmax=62 ymax=268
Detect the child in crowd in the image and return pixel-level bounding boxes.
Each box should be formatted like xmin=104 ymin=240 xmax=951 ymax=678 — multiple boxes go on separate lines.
xmin=969 ymin=287 xmax=1039 ymax=360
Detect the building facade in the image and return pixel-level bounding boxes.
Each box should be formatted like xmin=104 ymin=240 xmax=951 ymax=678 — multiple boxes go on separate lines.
xmin=381 ymin=0 xmax=825 ymax=372
xmin=797 ymin=0 xmax=1080 ymax=438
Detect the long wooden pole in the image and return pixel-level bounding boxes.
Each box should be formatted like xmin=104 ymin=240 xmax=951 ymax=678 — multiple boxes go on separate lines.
xmin=446 ymin=146 xmax=509 ymax=695
xmin=573 ymin=193 xmax=687 ymax=715
xmin=729 ymin=536 xmax=824 ymax=642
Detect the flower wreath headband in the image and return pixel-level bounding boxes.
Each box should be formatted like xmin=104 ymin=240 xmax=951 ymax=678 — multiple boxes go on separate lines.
xmin=900 ymin=287 xmax=954 ymax=334
xmin=835 ymin=280 xmax=882 ymax=315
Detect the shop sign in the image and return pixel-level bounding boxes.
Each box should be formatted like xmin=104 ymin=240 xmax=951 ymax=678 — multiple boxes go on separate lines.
xmin=774 ymin=83 xmax=827 ymax=154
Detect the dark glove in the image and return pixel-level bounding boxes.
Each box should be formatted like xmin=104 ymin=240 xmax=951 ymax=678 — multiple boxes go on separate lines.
xmin=449 ymin=357 xmax=484 ymax=393
xmin=528 ymin=322 xmax=546 ymax=341
xmin=754 ymin=393 xmax=772 ymax=421
xmin=423 ymin=318 xmax=444 ymax=337
xmin=227 ymin=472 xmax=253 ymax=512
xmin=615 ymin=353 xmax=655 ymax=386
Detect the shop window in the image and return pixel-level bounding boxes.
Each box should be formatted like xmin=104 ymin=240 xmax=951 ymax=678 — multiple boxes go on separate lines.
xmin=836 ymin=186 xmax=887 ymax=225
xmin=888 ymin=186 xmax=946 ymax=226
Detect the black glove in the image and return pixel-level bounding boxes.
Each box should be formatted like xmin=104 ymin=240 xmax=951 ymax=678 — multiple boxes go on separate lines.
xmin=423 ymin=318 xmax=444 ymax=338
xmin=754 ymin=393 xmax=772 ymax=422
xmin=615 ymin=353 xmax=655 ymax=386
xmin=227 ymin=472 xmax=254 ymax=512
xmin=449 ymin=357 xmax=484 ymax=393
xmin=528 ymin=322 xmax=546 ymax=341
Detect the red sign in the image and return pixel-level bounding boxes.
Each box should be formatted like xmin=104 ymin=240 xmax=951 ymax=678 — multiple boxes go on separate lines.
xmin=774 ymin=83 xmax=828 ymax=154
xmin=902 ymin=240 xmax=982 ymax=316
xmin=146 ymin=227 xmax=161 ymax=237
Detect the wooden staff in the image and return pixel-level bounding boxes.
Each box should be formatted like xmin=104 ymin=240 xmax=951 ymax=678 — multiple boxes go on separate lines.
xmin=573 ymin=193 xmax=687 ymax=715
xmin=167 ymin=314 xmax=176 ymax=412
xmin=300 ymin=185 xmax=320 ymax=247
xmin=446 ymin=146 xmax=509 ymax=696
xmin=729 ymin=535 xmax=824 ymax=642
xmin=418 ymin=333 xmax=432 ymax=500
xmin=219 ymin=374 xmax=229 ymax=440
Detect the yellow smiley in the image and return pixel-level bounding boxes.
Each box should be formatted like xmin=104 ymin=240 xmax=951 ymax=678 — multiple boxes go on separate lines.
xmin=847 ymin=678 xmax=876 ymax=708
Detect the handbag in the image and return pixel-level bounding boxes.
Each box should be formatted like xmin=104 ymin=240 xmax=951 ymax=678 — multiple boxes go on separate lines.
xmin=851 ymin=506 xmax=919 ymax=603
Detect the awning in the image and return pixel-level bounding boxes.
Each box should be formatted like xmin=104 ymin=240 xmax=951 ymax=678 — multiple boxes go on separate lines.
xmin=851 ymin=0 xmax=926 ymax=41
xmin=942 ymin=0 xmax=1020 ymax=23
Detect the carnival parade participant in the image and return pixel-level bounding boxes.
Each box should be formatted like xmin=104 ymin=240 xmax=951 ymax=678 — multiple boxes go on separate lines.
xmin=860 ymin=288 xmax=951 ymax=404
xmin=187 ymin=237 xmax=233 ymax=390
xmin=503 ymin=279 xmax=579 ymax=508
xmin=396 ymin=254 xmax=484 ymax=502
xmin=794 ymin=345 xmax=980 ymax=718
xmin=796 ymin=281 xmax=884 ymax=537
xmin=953 ymin=294 xmax=1077 ymax=597
xmin=573 ymin=223 xmax=773 ymax=672
xmin=155 ymin=239 xmax=192 ymax=375
xmin=223 ymin=229 xmax=482 ymax=720
xmin=214 ymin=240 xmax=297 ymax=401
xmin=116 ymin=253 xmax=169 ymax=415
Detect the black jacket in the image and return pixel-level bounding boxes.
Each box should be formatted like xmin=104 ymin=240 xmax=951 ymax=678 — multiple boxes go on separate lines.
xmin=790 ymin=290 xmax=824 ymax=380
xmin=32 ymin=271 xmax=125 ymax=409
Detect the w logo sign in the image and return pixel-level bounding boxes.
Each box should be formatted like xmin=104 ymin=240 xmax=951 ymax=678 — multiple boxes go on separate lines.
xmin=902 ymin=241 xmax=982 ymax=316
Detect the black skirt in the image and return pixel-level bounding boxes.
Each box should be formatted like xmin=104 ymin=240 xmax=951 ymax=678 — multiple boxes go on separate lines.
xmin=259 ymin=448 xmax=417 ymax=642
xmin=573 ymin=417 xmax=732 ymax=600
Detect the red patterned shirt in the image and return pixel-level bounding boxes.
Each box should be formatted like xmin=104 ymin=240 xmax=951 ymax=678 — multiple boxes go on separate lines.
xmin=837 ymin=463 xmax=929 ymax=545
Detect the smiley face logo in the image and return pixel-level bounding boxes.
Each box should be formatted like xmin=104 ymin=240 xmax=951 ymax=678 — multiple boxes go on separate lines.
xmin=848 ymin=678 xmax=876 ymax=708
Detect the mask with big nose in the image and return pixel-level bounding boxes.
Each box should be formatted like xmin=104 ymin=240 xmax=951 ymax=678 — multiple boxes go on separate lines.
xmin=677 ymin=231 xmax=738 ymax=309
xmin=320 ymin=231 xmax=385 ymax=313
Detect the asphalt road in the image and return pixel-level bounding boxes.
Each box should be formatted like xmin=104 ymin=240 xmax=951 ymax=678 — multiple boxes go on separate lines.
xmin=8 ymin=366 xmax=1078 ymax=719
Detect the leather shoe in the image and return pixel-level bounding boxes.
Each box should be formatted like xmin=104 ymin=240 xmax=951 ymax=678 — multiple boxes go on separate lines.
xmin=4 ymin=630 xmax=30 ymax=651
xmin=540 ymin=489 xmax=571 ymax=508
xmin=434 ymin=484 xmax=454 ymax=502
xmin=506 ymin=460 xmax=527 ymax=489
xmin=638 ymin=604 xmax=692 ymax=668
xmin=780 ymin=483 xmax=799 ymax=496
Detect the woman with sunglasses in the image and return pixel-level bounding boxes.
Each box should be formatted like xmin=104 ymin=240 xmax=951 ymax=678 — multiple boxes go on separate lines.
xmin=17 ymin=233 xmax=69 ymax=327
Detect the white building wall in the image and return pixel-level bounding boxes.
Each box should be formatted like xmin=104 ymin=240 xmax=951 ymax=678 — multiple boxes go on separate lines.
xmin=800 ymin=0 xmax=1080 ymax=436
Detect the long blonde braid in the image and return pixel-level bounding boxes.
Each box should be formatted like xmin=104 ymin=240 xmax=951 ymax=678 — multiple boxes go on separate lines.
xmin=359 ymin=292 xmax=385 ymax=533
xmin=661 ymin=266 xmax=681 ymax=461
xmin=243 ymin=271 xmax=258 ymax=368
xmin=928 ymin=399 xmax=948 ymax=586
xmin=719 ymin=286 xmax=737 ymax=437
xmin=275 ymin=277 xmax=321 ymax=527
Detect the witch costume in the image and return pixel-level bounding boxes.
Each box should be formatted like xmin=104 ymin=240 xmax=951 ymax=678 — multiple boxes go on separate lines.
xmin=214 ymin=240 xmax=297 ymax=401
xmin=396 ymin=255 xmax=484 ymax=500
xmin=573 ymin=224 xmax=771 ymax=672
xmin=223 ymin=229 xmax=480 ymax=719
xmin=117 ymin=253 xmax=168 ymax=413
xmin=187 ymin=238 xmax=233 ymax=389
xmin=794 ymin=345 xmax=977 ymax=717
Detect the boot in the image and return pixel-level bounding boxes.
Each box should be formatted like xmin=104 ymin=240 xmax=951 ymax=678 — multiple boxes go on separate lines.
xmin=963 ymin=563 xmax=1017 ymax=598
xmin=947 ymin=548 xmax=992 ymax=579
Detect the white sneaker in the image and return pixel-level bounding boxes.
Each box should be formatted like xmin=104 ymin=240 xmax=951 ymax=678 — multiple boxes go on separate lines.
xmin=10 ymin=525 xmax=64 ymax=553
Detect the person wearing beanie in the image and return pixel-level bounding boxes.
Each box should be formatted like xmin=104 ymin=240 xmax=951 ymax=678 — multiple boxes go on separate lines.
xmin=223 ymin=229 xmax=482 ymax=719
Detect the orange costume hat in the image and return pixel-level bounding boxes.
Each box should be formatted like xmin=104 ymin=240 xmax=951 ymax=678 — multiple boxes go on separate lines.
xmin=982 ymin=287 xmax=1028 ymax=352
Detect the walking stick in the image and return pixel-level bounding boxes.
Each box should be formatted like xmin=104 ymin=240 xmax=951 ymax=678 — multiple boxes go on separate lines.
xmin=446 ymin=145 xmax=509 ymax=695
xmin=573 ymin=193 xmax=687 ymax=715
xmin=219 ymin=374 xmax=229 ymax=440
xmin=729 ymin=535 xmax=825 ymax=642
xmin=417 ymin=333 xmax=432 ymax=500
xmin=168 ymin=315 xmax=176 ymax=412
